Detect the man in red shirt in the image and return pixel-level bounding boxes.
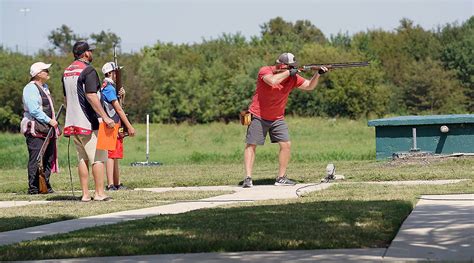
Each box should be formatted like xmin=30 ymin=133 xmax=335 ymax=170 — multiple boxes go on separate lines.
xmin=242 ymin=53 xmax=328 ymax=188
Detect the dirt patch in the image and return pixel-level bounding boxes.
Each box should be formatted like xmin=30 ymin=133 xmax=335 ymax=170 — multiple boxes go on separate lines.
xmin=384 ymin=153 xmax=474 ymax=167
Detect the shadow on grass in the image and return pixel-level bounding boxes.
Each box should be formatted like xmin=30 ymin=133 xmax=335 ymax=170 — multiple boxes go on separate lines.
xmin=0 ymin=214 xmax=76 ymax=233
xmin=238 ymin=178 xmax=302 ymax=186
xmin=46 ymin=195 xmax=81 ymax=201
xmin=0 ymin=199 xmax=412 ymax=260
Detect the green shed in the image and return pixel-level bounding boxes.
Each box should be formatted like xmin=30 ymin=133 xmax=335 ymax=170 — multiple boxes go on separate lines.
xmin=368 ymin=114 xmax=474 ymax=160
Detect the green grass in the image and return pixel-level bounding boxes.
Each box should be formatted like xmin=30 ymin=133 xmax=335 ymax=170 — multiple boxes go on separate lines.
xmin=0 ymin=181 xmax=471 ymax=260
xmin=0 ymin=117 xmax=473 ymax=260
xmin=2 ymin=158 xmax=473 ymax=194
xmin=0 ymin=117 xmax=375 ymax=169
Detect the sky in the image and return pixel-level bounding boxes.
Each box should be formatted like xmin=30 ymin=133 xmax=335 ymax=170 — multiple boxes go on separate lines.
xmin=0 ymin=0 xmax=472 ymax=54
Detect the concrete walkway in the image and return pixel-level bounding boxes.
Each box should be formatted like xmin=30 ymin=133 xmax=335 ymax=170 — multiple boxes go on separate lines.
xmin=38 ymin=248 xmax=387 ymax=262
xmin=384 ymin=194 xmax=474 ymax=261
xmin=0 ymin=201 xmax=50 ymax=208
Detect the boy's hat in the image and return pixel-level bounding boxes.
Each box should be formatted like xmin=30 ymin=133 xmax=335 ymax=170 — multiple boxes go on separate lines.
xmin=102 ymin=62 xmax=123 ymax=74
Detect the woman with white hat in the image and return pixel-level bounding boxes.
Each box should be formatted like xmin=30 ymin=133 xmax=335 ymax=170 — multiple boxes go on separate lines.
xmin=20 ymin=62 xmax=59 ymax=194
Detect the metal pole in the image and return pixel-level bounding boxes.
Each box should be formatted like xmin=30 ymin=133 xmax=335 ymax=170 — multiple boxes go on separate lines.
xmin=19 ymin=8 xmax=30 ymax=55
xmin=146 ymin=114 xmax=149 ymax=163
xmin=411 ymin=127 xmax=420 ymax=152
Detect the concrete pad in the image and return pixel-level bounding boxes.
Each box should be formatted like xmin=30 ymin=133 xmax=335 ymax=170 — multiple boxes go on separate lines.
xmin=138 ymin=183 xmax=333 ymax=201
xmin=363 ymin=179 xmax=468 ymax=186
xmin=384 ymin=194 xmax=474 ymax=261
xmin=34 ymin=248 xmax=386 ymax=262
xmin=135 ymin=185 xmax=241 ymax=193
xmin=0 ymin=201 xmax=50 ymax=208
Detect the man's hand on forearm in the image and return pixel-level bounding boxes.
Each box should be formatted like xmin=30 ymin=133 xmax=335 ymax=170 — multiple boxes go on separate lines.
xmin=85 ymin=93 xmax=115 ymax=128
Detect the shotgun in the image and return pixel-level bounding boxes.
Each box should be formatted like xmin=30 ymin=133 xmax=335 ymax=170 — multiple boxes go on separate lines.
xmin=36 ymin=104 xmax=64 ymax=194
xmin=113 ymin=45 xmax=123 ymax=105
xmin=113 ymin=45 xmax=129 ymax=138
xmin=299 ymin=61 xmax=370 ymax=72
xmin=273 ymin=61 xmax=369 ymax=74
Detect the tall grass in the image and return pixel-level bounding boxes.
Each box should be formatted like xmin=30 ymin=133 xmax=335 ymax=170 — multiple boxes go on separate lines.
xmin=0 ymin=117 xmax=374 ymax=169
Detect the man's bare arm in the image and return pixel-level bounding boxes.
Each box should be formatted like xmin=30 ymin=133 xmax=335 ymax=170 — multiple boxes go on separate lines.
xmin=85 ymin=93 xmax=114 ymax=127
xmin=262 ymin=70 xmax=291 ymax=86
xmin=297 ymin=66 xmax=328 ymax=91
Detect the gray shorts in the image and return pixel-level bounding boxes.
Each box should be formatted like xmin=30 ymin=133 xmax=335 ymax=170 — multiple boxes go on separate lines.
xmin=246 ymin=116 xmax=290 ymax=145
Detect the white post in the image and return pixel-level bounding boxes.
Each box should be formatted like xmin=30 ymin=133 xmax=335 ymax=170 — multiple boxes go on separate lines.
xmin=411 ymin=127 xmax=420 ymax=152
xmin=19 ymin=8 xmax=30 ymax=55
xmin=146 ymin=114 xmax=150 ymax=163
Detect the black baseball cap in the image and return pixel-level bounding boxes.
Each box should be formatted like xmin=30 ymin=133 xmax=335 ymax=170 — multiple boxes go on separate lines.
xmin=73 ymin=41 xmax=96 ymax=58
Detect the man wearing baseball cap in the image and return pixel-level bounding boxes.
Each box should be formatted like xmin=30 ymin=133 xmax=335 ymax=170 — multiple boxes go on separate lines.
xmin=63 ymin=41 xmax=114 ymax=202
xmin=72 ymin=41 xmax=96 ymax=59
xmin=21 ymin=62 xmax=58 ymax=194
xmin=242 ymin=52 xmax=328 ymax=188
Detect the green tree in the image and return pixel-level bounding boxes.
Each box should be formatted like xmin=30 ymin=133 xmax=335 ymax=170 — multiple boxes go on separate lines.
xmin=259 ymin=17 xmax=326 ymax=51
xmin=401 ymin=59 xmax=466 ymax=114
xmin=438 ymin=17 xmax=473 ymax=111
xmin=330 ymin=32 xmax=351 ymax=50
xmin=47 ymin=25 xmax=79 ymax=55
xmin=90 ymin=30 xmax=121 ymax=57
xmin=396 ymin=18 xmax=441 ymax=61
xmin=0 ymin=51 xmax=31 ymax=131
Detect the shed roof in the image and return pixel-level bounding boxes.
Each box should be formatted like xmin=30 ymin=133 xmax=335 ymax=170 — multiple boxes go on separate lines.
xmin=368 ymin=114 xmax=474 ymax=127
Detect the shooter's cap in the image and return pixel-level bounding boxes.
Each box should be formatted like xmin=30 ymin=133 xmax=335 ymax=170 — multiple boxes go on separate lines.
xmin=276 ymin=52 xmax=298 ymax=67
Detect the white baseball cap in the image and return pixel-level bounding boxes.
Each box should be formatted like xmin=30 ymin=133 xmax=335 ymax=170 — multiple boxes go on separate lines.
xmin=30 ymin=62 xmax=52 ymax=77
xmin=102 ymin=62 xmax=123 ymax=74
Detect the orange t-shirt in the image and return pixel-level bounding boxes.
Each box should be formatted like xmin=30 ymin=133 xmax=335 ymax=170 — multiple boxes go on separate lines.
xmin=248 ymin=66 xmax=305 ymax=121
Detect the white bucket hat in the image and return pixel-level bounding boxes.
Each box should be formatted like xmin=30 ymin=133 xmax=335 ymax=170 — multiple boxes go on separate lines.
xmin=30 ymin=62 xmax=52 ymax=77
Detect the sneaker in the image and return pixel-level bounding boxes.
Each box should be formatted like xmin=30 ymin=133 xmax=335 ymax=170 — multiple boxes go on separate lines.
xmin=28 ymin=189 xmax=39 ymax=195
xmin=114 ymin=183 xmax=127 ymax=190
xmin=47 ymin=188 xmax=55 ymax=194
xmin=105 ymin=184 xmax=117 ymax=191
xmin=242 ymin=177 xmax=253 ymax=188
xmin=274 ymin=176 xmax=296 ymax=186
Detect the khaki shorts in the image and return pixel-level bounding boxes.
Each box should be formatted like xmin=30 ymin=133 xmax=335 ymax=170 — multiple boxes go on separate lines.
xmin=73 ymin=131 xmax=107 ymax=164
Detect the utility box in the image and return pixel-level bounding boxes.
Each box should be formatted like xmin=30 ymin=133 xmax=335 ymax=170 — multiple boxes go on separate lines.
xmin=368 ymin=114 xmax=474 ymax=160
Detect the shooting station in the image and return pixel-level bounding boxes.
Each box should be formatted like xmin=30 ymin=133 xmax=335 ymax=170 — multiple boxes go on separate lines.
xmin=130 ymin=114 xmax=162 ymax=166
xmin=368 ymin=114 xmax=474 ymax=160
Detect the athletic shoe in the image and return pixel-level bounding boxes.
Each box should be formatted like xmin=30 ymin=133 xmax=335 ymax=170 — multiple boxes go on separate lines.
xmin=114 ymin=183 xmax=128 ymax=190
xmin=242 ymin=177 xmax=253 ymax=188
xmin=274 ymin=176 xmax=296 ymax=186
xmin=105 ymin=184 xmax=117 ymax=191
xmin=28 ymin=189 xmax=39 ymax=195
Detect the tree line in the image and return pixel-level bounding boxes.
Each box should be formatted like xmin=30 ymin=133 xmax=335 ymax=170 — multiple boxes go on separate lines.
xmin=0 ymin=16 xmax=472 ymax=131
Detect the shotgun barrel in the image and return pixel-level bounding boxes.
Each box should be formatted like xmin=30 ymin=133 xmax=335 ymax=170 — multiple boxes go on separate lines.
xmin=37 ymin=104 xmax=64 ymax=194
xmin=300 ymin=61 xmax=370 ymax=72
